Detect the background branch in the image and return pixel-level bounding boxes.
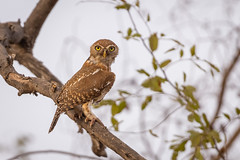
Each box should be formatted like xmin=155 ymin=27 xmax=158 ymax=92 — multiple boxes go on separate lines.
xmin=8 ymin=149 xmax=103 ymax=160
xmin=213 ymin=126 xmax=240 ymax=160
xmin=210 ymin=48 xmax=240 ymax=127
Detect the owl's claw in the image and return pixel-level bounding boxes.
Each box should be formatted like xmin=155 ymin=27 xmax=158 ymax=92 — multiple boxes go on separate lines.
xmin=82 ymin=102 xmax=103 ymax=127
xmin=85 ymin=115 xmax=103 ymax=127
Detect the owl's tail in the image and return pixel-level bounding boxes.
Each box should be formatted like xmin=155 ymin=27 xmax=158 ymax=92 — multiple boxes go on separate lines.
xmin=48 ymin=108 xmax=61 ymax=133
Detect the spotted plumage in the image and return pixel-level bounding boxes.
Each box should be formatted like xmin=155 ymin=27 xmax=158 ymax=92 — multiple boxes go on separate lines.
xmin=49 ymin=39 xmax=118 ymax=133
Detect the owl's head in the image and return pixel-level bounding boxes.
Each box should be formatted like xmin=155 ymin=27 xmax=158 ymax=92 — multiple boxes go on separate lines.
xmin=90 ymin=39 xmax=119 ymax=66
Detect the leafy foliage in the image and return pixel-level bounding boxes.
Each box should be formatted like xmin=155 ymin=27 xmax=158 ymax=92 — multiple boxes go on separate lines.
xmin=141 ymin=76 xmax=165 ymax=92
xmin=99 ymin=1 xmax=229 ymax=159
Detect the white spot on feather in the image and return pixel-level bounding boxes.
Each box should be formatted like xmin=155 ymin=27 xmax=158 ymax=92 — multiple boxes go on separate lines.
xmin=93 ymin=88 xmax=100 ymax=92
xmin=92 ymin=69 xmax=100 ymax=75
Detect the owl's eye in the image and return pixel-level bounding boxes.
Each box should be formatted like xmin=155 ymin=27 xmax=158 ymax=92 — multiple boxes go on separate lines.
xmin=109 ymin=46 xmax=115 ymax=52
xmin=95 ymin=45 xmax=101 ymax=51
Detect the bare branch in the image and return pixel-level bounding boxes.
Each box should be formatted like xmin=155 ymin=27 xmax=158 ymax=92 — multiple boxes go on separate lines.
xmin=8 ymin=44 xmax=62 ymax=84
xmin=8 ymin=150 xmax=103 ymax=160
xmin=213 ymin=126 xmax=240 ymax=160
xmin=0 ymin=0 xmax=148 ymax=159
xmin=210 ymin=48 xmax=240 ymax=127
xmin=24 ymin=0 xmax=58 ymax=48
xmin=67 ymin=110 xmax=146 ymax=160
xmin=0 ymin=44 xmax=61 ymax=98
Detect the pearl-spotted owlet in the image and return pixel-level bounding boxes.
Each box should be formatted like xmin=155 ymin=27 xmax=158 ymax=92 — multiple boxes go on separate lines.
xmin=49 ymin=39 xmax=118 ymax=133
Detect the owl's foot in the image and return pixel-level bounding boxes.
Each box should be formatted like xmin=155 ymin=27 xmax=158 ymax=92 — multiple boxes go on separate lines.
xmin=82 ymin=102 xmax=103 ymax=127
xmin=85 ymin=114 xmax=99 ymax=127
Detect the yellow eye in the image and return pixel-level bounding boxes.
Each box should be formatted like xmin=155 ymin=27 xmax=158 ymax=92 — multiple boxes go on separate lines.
xmin=95 ymin=45 xmax=101 ymax=51
xmin=109 ymin=46 xmax=115 ymax=52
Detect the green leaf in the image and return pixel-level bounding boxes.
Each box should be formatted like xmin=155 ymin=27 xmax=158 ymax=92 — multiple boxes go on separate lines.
xmin=118 ymin=90 xmax=131 ymax=96
xmin=118 ymin=100 xmax=127 ymax=113
xmin=183 ymin=85 xmax=196 ymax=95
xmin=210 ymin=69 xmax=214 ymax=77
xmin=111 ymin=103 xmax=119 ymax=116
xmin=171 ymin=39 xmax=184 ymax=47
xmin=176 ymin=140 xmax=188 ymax=151
xmin=195 ymin=147 xmax=204 ymax=160
xmin=149 ymin=33 xmax=158 ymax=52
xmin=190 ymin=45 xmax=196 ymax=56
xmin=235 ymin=107 xmax=240 ymax=115
xmin=127 ymin=28 xmax=132 ymax=36
xmin=223 ymin=113 xmax=231 ymax=121
xmin=93 ymin=99 xmax=116 ymax=108
xmin=141 ymin=95 xmax=152 ymax=110
xmin=171 ymin=151 xmax=178 ymax=160
xmin=183 ymin=72 xmax=186 ymax=82
xmin=193 ymin=113 xmax=201 ymax=124
xmin=152 ymin=57 xmax=158 ymax=70
xmin=137 ymin=69 xmax=150 ymax=77
xmin=165 ymin=47 xmax=176 ymax=53
xmin=206 ymin=61 xmax=220 ymax=72
xmin=135 ymin=0 xmax=140 ymax=7
xmin=188 ymin=114 xmax=194 ymax=122
xmin=111 ymin=116 xmax=119 ymax=131
xmin=159 ymin=59 xmax=171 ymax=68
xmin=141 ymin=76 xmax=166 ymax=92
xmin=188 ymin=130 xmax=201 ymax=147
xmin=202 ymin=113 xmax=209 ymax=128
xmin=149 ymin=129 xmax=158 ymax=137
xmin=147 ymin=13 xmax=150 ymax=22
xmin=111 ymin=101 xmax=127 ymax=116
xmin=209 ymin=130 xmax=221 ymax=143
xmin=160 ymin=33 xmax=165 ymax=37
xmin=170 ymin=140 xmax=188 ymax=160
xmin=132 ymin=33 xmax=141 ymax=37
xmin=176 ymin=97 xmax=185 ymax=106
xmin=115 ymin=3 xmax=131 ymax=10
xmin=180 ymin=49 xmax=184 ymax=58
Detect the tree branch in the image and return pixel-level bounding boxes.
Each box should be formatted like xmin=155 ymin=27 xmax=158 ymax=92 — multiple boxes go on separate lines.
xmin=8 ymin=150 xmax=103 ymax=160
xmin=8 ymin=44 xmax=62 ymax=84
xmin=210 ymin=48 xmax=240 ymax=127
xmin=23 ymin=0 xmax=58 ymax=48
xmin=213 ymin=126 xmax=240 ymax=160
xmin=0 ymin=0 xmax=147 ymax=159
xmin=0 ymin=43 xmax=146 ymax=159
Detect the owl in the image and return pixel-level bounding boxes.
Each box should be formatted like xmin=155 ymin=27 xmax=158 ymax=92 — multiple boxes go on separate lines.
xmin=49 ymin=39 xmax=119 ymax=133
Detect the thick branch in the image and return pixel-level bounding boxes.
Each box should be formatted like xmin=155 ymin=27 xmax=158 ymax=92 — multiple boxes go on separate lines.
xmin=0 ymin=0 xmax=146 ymax=159
xmin=8 ymin=44 xmax=61 ymax=84
xmin=210 ymin=48 xmax=240 ymax=127
xmin=24 ymin=0 xmax=58 ymax=48
xmin=0 ymin=44 xmax=61 ymax=98
xmin=0 ymin=38 xmax=146 ymax=160
xmin=67 ymin=110 xmax=146 ymax=160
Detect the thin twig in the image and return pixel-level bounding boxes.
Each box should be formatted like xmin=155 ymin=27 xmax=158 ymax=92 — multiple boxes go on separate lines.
xmin=113 ymin=106 xmax=181 ymax=134
xmin=76 ymin=0 xmax=118 ymax=5
xmin=213 ymin=125 xmax=240 ymax=160
xmin=8 ymin=150 xmax=103 ymax=160
xmin=210 ymin=48 xmax=240 ymax=127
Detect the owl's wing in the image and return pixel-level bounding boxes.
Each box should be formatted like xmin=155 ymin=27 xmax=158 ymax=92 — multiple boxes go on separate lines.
xmin=57 ymin=68 xmax=115 ymax=111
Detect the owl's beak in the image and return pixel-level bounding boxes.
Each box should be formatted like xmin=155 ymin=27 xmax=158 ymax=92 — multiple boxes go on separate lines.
xmin=103 ymin=49 xmax=107 ymax=58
